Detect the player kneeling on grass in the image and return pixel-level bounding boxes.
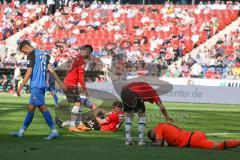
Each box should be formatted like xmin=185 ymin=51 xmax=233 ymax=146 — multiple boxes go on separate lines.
xmin=148 ymin=123 xmax=240 ymax=150
xmin=56 ymin=101 xmax=124 ymax=132
xmin=10 ymin=40 xmax=66 ymax=140
xmin=121 ymin=82 xmax=172 ymax=146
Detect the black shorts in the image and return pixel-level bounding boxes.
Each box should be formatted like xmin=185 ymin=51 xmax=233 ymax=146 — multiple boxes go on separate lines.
xmin=84 ymin=111 xmax=105 ymax=131
xmin=64 ymin=87 xmax=80 ymax=103
xmin=85 ymin=118 xmax=101 ymax=130
xmin=121 ymin=88 xmax=145 ymax=113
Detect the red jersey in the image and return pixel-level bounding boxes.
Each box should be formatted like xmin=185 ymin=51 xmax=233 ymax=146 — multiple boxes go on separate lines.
xmin=100 ymin=112 xmax=124 ymax=132
xmin=154 ymin=123 xmax=191 ymax=147
xmin=64 ymin=55 xmax=86 ymax=90
xmin=125 ymin=82 xmax=161 ymax=103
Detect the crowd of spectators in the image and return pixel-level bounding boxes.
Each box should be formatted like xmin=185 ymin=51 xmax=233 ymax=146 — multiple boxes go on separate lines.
xmin=0 ymin=0 xmax=239 ymax=89
xmin=0 ymin=1 xmax=47 ymax=41
xmin=167 ymin=27 xmax=240 ymax=79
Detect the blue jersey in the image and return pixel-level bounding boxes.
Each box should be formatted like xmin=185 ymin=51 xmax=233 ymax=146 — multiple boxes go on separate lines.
xmin=27 ymin=49 xmax=50 ymax=88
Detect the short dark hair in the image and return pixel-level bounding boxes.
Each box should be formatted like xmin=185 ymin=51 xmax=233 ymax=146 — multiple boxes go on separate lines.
xmin=18 ymin=40 xmax=31 ymax=51
xmin=112 ymin=101 xmax=123 ymax=108
xmin=83 ymin=44 xmax=93 ymax=54
xmin=147 ymin=129 xmax=156 ymax=142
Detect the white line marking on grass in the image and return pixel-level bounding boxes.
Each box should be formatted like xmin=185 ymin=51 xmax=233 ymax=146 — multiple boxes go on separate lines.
xmin=117 ymin=133 xmax=240 ymax=140
xmin=0 ymin=107 xmax=21 ymax=110
xmin=118 ymin=137 xmax=148 ymax=140
xmin=167 ymin=108 xmax=240 ymax=112
xmin=206 ymin=132 xmax=240 ymax=136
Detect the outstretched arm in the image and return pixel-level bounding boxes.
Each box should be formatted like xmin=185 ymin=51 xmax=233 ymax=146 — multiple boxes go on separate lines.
xmin=79 ymin=68 xmax=89 ymax=98
xmin=17 ymin=67 xmax=32 ymax=97
xmin=94 ymin=110 xmax=108 ymax=125
xmin=48 ymin=64 xmax=67 ymax=90
xmin=95 ymin=117 xmax=108 ymax=125
xmin=156 ymin=101 xmax=173 ymax=122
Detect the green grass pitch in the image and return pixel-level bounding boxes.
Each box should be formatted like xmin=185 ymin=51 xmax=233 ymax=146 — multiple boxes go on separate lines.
xmin=0 ymin=93 xmax=240 ymax=160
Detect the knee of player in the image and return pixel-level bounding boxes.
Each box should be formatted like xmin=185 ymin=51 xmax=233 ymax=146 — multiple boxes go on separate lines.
xmin=125 ymin=115 xmax=133 ymax=125
xmin=38 ymin=105 xmax=48 ymax=112
xmin=138 ymin=116 xmax=146 ymax=124
xmin=28 ymin=105 xmax=36 ymax=112
xmin=71 ymin=105 xmax=81 ymax=114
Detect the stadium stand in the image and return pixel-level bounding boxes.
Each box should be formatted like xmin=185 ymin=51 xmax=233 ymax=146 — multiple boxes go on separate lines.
xmin=167 ymin=27 xmax=240 ymax=79
xmin=17 ymin=2 xmax=239 ymax=77
xmin=21 ymin=3 xmax=238 ymax=53
xmin=0 ymin=2 xmax=47 ymax=41
xmin=0 ymin=1 xmax=239 ymax=92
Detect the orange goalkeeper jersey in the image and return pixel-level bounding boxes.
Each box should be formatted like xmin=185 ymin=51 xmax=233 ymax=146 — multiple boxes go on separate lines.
xmin=154 ymin=123 xmax=191 ymax=147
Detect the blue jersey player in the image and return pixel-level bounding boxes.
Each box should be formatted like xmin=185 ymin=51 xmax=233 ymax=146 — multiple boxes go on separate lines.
xmin=10 ymin=40 xmax=66 ymax=140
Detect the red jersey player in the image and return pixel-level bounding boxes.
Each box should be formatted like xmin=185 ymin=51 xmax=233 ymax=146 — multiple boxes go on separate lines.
xmin=148 ymin=123 xmax=240 ymax=150
xmin=94 ymin=101 xmax=124 ymax=132
xmin=120 ymin=82 xmax=172 ymax=146
xmin=56 ymin=101 xmax=124 ymax=132
xmin=63 ymin=45 xmax=93 ymax=133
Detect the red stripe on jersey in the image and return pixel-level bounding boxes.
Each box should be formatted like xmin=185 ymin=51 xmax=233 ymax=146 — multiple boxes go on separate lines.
xmin=125 ymin=82 xmax=161 ymax=103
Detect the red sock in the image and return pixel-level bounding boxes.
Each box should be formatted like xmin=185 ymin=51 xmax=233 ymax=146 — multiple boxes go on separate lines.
xmin=217 ymin=140 xmax=240 ymax=150
xmin=216 ymin=142 xmax=225 ymax=150
xmin=225 ymin=140 xmax=240 ymax=149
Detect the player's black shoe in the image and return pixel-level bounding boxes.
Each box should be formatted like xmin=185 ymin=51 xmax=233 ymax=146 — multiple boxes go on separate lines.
xmin=55 ymin=117 xmax=63 ymax=129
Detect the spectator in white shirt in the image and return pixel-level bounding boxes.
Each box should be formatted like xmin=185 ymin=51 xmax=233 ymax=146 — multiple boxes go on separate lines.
xmin=194 ymin=7 xmax=201 ymax=15
xmin=113 ymin=10 xmax=121 ymax=19
xmin=191 ymin=33 xmax=200 ymax=45
xmin=141 ymin=15 xmax=150 ymax=24
xmin=15 ymin=0 xmax=20 ymax=8
xmin=78 ymin=20 xmax=87 ymax=27
xmin=4 ymin=6 xmax=12 ymax=15
xmin=136 ymin=28 xmax=144 ymax=36
xmin=114 ymin=32 xmax=122 ymax=41
xmin=91 ymin=1 xmax=98 ymax=10
xmin=190 ymin=63 xmax=203 ymax=78
xmin=81 ymin=12 xmax=89 ymax=19
xmin=198 ymin=1 xmax=205 ymax=10
xmin=219 ymin=1 xmax=226 ymax=10
xmin=74 ymin=7 xmax=82 ymax=14
xmin=23 ymin=10 xmax=30 ymax=18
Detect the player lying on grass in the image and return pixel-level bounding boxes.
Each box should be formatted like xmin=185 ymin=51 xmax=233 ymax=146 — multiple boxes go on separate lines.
xmin=11 ymin=40 xmax=66 ymax=140
xmin=121 ymin=82 xmax=172 ymax=146
xmin=63 ymin=45 xmax=94 ymax=133
xmin=56 ymin=101 xmax=124 ymax=132
xmin=148 ymin=123 xmax=240 ymax=150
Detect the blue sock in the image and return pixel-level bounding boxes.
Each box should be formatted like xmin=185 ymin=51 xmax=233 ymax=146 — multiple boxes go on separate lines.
xmin=20 ymin=111 xmax=34 ymax=134
xmin=42 ymin=110 xmax=57 ymax=133
xmin=53 ymin=95 xmax=58 ymax=105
